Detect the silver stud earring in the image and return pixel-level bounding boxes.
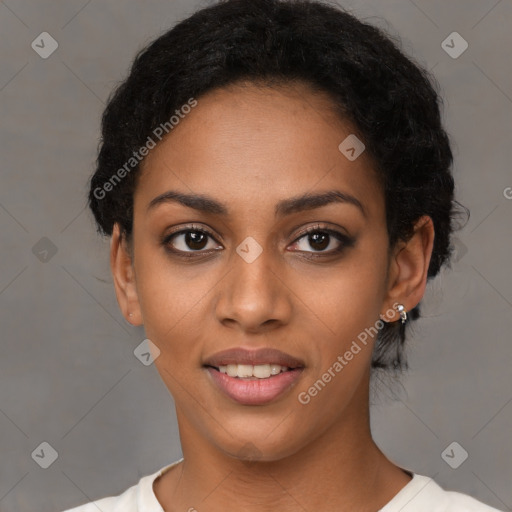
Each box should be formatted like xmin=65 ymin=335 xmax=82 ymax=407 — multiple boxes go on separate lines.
xmin=395 ymin=304 xmax=407 ymax=324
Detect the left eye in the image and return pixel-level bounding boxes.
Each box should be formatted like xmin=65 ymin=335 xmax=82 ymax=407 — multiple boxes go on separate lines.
xmin=290 ymin=229 xmax=346 ymax=253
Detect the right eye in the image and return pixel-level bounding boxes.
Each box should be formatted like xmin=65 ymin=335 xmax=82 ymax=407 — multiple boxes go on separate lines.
xmin=162 ymin=225 xmax=223 ymax=256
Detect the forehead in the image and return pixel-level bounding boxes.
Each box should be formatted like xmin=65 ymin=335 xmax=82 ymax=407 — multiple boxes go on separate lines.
xmin=135 ymin=81 xmax=383 ymax=221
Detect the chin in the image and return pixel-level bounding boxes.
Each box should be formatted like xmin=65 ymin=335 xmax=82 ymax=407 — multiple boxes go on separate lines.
xmin=213 ymin=424 xmax=309 ymax=464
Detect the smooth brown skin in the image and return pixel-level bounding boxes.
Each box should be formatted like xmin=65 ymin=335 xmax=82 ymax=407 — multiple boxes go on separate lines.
xmin=110 ymin=81 xmax=434 ymax=512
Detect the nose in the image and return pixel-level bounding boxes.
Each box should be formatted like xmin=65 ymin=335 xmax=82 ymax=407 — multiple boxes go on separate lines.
xmin=214 ymin=244 xmax=293 ymax=334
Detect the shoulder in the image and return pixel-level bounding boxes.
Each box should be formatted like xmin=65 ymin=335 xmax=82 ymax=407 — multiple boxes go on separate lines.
xmin=441 ymin=486 xmax=504 ymax=512
xmin=381 ymin=473 xmax=504 ymax=512
xmin=60 ymin=460 xmax=182 ymax=512
xmin=60 ymin=482 xmax=141 ymax=512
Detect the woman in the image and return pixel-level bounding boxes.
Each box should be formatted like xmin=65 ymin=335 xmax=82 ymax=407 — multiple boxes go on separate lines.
xmin=63 ymin=0 xmax=503 ymax=510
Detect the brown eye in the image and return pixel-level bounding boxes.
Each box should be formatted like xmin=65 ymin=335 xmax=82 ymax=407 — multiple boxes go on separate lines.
xmin=306 ymin=232 xmax=330 ymax=251
xmin=182 ymin=231 xmax=209 ymax=251
xmin=290 ymin=227 xmax=353 ymax=255
xmin=163 ymin=226 xmax=222 ymax=255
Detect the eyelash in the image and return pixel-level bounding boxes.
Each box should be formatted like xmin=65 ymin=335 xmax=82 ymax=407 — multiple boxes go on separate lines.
xmin=161 ymin=223 xmax=355 ymax=260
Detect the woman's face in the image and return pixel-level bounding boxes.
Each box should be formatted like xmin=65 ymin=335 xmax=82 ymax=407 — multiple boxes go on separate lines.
xmin=117 ymin=82 xmax=401 ymax=460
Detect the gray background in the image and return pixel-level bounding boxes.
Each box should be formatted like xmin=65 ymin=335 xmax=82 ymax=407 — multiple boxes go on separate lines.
xmin=1 ymin=0 xmax=511 ymax=511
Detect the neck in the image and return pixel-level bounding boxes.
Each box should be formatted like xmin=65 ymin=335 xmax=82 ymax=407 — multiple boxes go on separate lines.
xmin=154 ymin=378 xmax=411 ymax=512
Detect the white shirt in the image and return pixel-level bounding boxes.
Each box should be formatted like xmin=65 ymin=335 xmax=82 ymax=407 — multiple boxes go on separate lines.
xmin=62 ymin=459 xmax=503 ymax=512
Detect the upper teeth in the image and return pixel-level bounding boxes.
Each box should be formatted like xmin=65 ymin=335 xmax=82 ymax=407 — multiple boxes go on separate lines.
xmin=218 ymin=364 xmax=289 ymax=379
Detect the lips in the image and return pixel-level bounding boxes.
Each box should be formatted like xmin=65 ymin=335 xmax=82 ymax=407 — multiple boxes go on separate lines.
xmin=203 ymin=347 xmax=305 ymax=406
xmin=203 ymin=347 xmax=305 ymax=369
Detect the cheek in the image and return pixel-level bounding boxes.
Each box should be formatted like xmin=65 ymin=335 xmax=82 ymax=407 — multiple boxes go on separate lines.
xmin=290 ymin=247 xmax=388 ymax=400
xmin=292 ymin=275 xmax=381 ymax=420
xmin=134 ymin=253 xmax=210 ymax=365
xmin=294 ymin=243 xmax=387 ymax=340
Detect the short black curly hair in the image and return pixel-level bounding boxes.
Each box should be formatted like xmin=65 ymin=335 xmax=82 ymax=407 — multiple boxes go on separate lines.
xmin=88 ymin=0 xmax=466 ymax=371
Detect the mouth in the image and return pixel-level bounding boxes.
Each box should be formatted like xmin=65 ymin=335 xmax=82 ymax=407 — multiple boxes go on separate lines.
xmin=208 ymin=363 xmax=295 ymax=379
xmin=203 ymin=348 xmax=305 ymax=405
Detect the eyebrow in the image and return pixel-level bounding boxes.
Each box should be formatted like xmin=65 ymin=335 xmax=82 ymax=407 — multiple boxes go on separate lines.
xmin=147 ymin=189 xmax=366 ymax=218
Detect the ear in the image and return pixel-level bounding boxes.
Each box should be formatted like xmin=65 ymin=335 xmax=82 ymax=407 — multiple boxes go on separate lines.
xmin=110 ymin=223 xmax=143 ymax=325
xmin=381 ymin=215 xmax=435 ymax=322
